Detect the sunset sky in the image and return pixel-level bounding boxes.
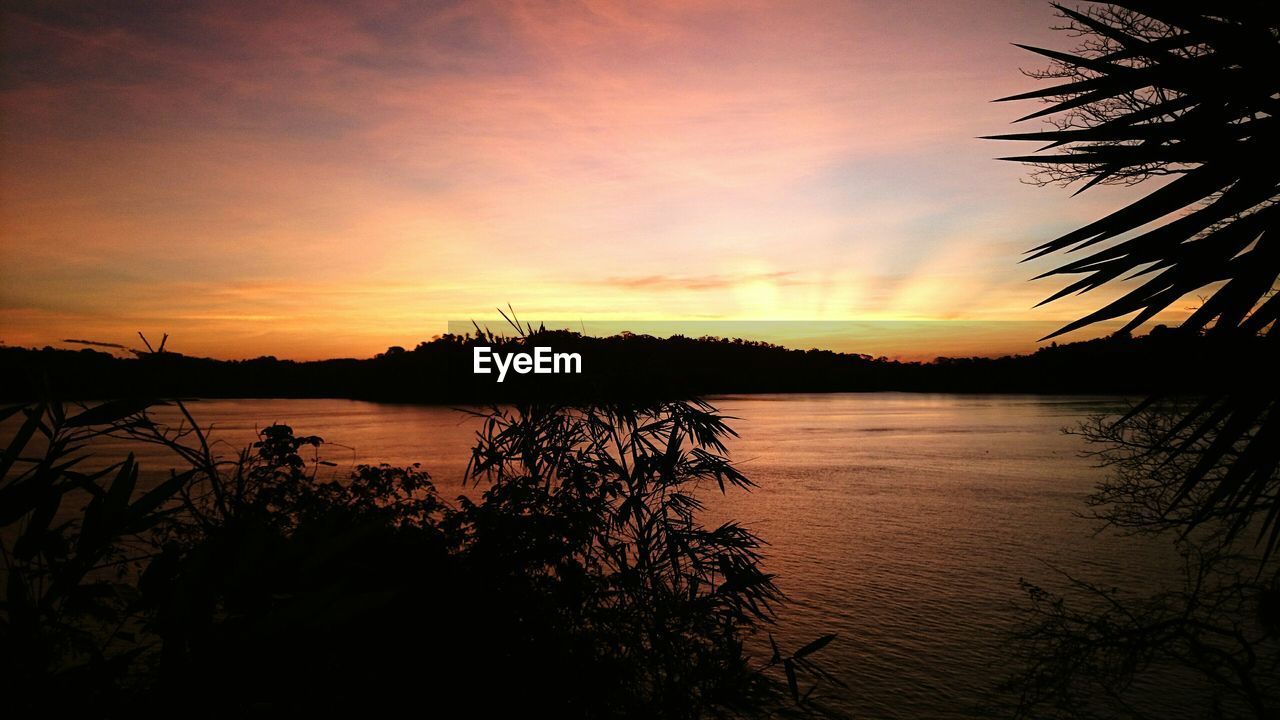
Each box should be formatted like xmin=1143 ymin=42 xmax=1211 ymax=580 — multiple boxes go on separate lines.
xmin=1 ymin=1 xmax=1179 ymax=360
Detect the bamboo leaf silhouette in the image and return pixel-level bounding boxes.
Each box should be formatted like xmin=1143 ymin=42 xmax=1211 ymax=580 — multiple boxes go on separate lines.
xmin=794 ymin=634 xmax=837 ymax=660
xmin=64 ymin=398 xmax=159 ymax=428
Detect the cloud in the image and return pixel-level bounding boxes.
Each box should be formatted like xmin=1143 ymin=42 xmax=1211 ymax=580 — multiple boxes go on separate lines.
xmin=597 ymin=271 xmax=801 ymax=292
xmin=1 ymin=0 xmax=1181 ymax=359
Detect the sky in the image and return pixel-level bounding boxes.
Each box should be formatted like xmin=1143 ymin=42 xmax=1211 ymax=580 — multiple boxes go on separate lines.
xmin=0 ymin=0 xmax=1181 ymax=360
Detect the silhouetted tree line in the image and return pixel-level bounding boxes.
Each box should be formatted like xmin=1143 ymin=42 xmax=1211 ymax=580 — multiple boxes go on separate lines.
xmin=1 ymin=325 xmax=1274 ymax=403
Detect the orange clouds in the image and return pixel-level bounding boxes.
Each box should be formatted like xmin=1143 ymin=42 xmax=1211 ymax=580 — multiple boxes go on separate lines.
xmin=0 ymin=1 xmax=1186 ymax=360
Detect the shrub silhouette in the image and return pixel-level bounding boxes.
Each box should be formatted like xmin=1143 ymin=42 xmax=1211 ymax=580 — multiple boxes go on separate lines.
xmin=1 ymin=395 xmax=839 ymax=718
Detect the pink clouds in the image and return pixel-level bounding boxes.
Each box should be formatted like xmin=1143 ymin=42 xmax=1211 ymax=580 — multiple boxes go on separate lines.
xmin=0 ymin=1 xmax=1175 ymax=359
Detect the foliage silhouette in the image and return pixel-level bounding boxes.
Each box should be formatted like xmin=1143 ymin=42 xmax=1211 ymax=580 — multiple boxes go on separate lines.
xmin=995 ymin=6 xmax=1280 ymax=716
xmin=1 ymin=389 xmax=842 ymax=717
xmin=992 ymin=1 xmax=1280 ymax=555
xmin=989 ymin=1 xmax=1279 ymax=338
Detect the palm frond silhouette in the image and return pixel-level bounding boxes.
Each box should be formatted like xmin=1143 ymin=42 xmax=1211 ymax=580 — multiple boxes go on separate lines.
xmin=990 ymin=2 xmax=1280 ymax=553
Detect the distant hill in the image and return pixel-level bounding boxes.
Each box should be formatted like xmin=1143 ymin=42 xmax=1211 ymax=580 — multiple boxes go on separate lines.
xmin=1 ymin=326 xmax=1273 ymax=402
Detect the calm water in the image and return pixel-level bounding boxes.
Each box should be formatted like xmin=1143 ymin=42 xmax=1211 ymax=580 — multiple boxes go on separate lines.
xmin=32 ymin=393 xmax=1194 ymax=717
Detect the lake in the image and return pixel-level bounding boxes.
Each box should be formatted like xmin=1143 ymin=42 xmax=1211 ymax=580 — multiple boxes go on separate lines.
xmin=38 ymin=393 xmax=1193 ymax=718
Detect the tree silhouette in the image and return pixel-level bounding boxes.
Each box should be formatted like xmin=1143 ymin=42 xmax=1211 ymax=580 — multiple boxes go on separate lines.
xmin=991 ymin=1 xmax=1280 ymax=553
